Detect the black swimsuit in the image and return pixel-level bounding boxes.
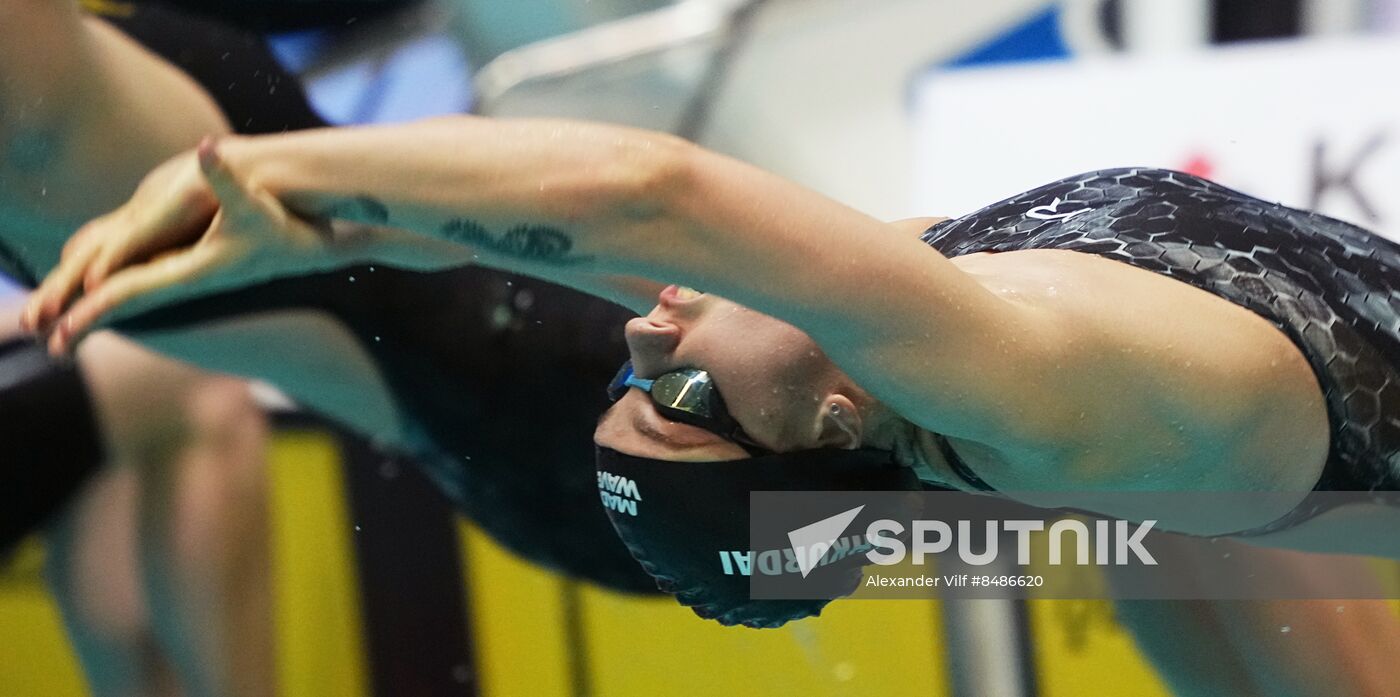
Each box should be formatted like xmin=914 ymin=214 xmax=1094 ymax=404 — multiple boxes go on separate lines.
xmin=920 ymin=168 xmax=1400 ymax=534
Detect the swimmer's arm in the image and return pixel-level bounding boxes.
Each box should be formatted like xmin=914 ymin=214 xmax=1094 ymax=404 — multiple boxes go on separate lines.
xmin=217 ymin=118 xmax=1035 ymax=426
xmin=38 ymin=116 xmax=1040 ymax=444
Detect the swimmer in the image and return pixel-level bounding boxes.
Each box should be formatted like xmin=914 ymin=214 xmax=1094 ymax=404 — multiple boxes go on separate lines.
xmin=27 ymin=117 xmax=1400 ymax=629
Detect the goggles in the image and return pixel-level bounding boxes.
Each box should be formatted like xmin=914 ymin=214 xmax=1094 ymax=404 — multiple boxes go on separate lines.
xmin=608 ymin=361 xmax=772 ymax=456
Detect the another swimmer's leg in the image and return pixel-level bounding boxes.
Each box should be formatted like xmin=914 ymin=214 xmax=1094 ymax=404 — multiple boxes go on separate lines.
xmin=44 ymin=369 xmax=274 ymax=697
xmin=1111 ymin=535 xmax=1399 ymax=697
xmin=1204 ymin=554 xmax=1399 ymax=697
xmin=1106 ymin=531 xmax=1260 ymax=695
xmin=132 ymin=374 xmax=274 ymax=697
xmin=45 ymin=464 xmax=182 ymax=697
xmin=71 ymin=333 xmax=275 ymax=697
xmin=1111 ymin=600 xmax=1263 ymax=697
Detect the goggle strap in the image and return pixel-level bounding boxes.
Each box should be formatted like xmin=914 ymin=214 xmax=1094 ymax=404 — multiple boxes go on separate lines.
xmin=624 ymin=374 xmax=656 ymax=392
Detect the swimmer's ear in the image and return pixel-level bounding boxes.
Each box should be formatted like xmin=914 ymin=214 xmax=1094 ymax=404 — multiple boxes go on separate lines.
xmin=814 ymin=395 xmax=861 ymax=450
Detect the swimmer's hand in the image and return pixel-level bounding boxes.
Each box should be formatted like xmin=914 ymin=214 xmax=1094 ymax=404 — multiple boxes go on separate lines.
xmin=25 ymin=138 xmax=334 ymax=354
xmin=24 ymin=147 xmax=217 ymax=336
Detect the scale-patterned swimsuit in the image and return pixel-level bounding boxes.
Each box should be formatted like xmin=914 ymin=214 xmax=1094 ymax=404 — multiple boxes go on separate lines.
xmin=920 ymin=168 xmax=1400 ymax=534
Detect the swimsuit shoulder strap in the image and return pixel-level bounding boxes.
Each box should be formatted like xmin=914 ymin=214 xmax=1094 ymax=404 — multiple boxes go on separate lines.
xmin=934 ymin=434 xmax=997 ymax=492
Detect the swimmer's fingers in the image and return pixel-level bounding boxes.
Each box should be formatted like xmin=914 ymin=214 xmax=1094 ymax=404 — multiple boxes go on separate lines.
xmin=48 ymin=241 xmax=228 ymax=356
xmin=27 ymin=148 xmax=219 ymax=335
xmin=48 ymin=152 xmax=333 ymax=354
xmin=24 ymin=219 xmax=107 ymax=334
xmin=83 ymin=203 xmax=213 ymax=292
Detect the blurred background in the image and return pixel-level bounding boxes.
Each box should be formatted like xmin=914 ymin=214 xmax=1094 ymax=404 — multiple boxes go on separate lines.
xmin=2 ymin=1 xmax=1397 ymax=695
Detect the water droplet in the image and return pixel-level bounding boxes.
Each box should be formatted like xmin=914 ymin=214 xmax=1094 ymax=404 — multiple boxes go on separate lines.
xmin=348 ymin=276 xmax=356 ymax=283
xmin=1279 ymin=625 xmax=1291 ymax=633
xmin=354 ymin=525 xmax=362 ymax=532
xmin=373 ymin=336 xmax=382 ymax=342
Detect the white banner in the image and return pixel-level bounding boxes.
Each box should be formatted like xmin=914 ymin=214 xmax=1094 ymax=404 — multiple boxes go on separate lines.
xmin=912 ymin=37 xmax=1400 ymax=243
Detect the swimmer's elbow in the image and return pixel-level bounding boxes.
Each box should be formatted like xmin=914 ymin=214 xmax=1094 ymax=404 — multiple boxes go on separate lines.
xmin=604 ymin=131 xmax=698 ymax=224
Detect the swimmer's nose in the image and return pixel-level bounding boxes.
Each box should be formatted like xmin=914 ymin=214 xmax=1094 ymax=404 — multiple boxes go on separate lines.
xmin=624 ymin=316 xmax=680 ymax=376
xmin=657 ymin=284 xmax=705 ymax=316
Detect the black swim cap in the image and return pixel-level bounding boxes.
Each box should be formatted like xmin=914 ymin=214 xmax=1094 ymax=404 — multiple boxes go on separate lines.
xmin=595 ymin=445 xmax=921 ymax=628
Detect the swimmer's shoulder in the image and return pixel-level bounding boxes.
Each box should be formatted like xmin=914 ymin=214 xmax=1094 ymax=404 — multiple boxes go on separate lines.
xmin=891 ymin=217 xmax=949 ymax=236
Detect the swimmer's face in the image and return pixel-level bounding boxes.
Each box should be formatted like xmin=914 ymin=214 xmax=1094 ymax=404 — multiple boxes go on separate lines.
xmin=596 ymin=286 xmax=862 ymax=459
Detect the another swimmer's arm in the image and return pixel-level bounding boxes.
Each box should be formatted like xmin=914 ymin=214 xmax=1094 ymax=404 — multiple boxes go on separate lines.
xmin=0 ymin=1 xmax=228 ymax=269
xmin=0 ymin=1 xmax=89 ymax=140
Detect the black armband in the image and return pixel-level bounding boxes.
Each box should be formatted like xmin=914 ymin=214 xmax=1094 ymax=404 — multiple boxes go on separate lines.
xmin=0 ymin=339 xmax=105 ymax=553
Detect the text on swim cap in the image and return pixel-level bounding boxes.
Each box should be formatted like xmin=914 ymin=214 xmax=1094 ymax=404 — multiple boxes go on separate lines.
xmin=597 ymin=470 xmax=642 ymax=516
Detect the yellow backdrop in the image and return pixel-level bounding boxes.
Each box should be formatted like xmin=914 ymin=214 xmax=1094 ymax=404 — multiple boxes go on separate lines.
xmin=5 ymin=428 xmax=1325 ymax=697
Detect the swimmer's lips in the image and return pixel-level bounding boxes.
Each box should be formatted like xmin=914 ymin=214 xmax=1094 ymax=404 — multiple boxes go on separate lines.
xmin=628 ymin=317 xmax=679 ymax=338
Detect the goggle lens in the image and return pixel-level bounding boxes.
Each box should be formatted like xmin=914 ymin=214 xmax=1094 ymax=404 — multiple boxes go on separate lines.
xmin=607 ymin=361 xmax=767 ymax=454
xmin=650 ymin=370 xmax=719 ymax=420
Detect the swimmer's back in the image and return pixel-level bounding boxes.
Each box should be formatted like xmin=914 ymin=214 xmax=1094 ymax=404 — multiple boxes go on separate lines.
xmin=922 ymin=168 xmax=1400 ymax=533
